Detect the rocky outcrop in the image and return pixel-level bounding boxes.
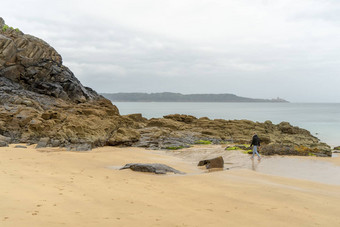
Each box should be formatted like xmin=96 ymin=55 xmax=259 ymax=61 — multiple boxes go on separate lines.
xmin=120 ymin=163 xmax=185 ymax=174
xmin=0 ymin=18 xmax=124 ymax=149
xmin=126 ymin=114 xmax=331 ymax=156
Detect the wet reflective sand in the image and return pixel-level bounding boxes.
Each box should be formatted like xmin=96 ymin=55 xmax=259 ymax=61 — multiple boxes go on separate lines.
xmin=167 ymin=145 xmax=340 ymax=185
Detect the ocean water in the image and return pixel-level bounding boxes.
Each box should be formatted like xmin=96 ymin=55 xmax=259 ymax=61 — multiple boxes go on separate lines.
xmin=113 ymin=102 xmax=340 ymax=147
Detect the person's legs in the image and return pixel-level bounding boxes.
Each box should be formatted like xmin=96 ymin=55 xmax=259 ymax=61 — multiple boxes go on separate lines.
xmin=252 ymin=145 xmax=256 ymax=158
xmin=253 ymin=145 xmax=261 ymax=159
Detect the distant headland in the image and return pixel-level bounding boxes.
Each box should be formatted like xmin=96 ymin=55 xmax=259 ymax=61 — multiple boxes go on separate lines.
xmin=101 ymin=92 xmax=289 ymax=103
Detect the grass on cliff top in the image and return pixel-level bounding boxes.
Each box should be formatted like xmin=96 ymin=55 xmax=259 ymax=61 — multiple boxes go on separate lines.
xmin=2 ymin=24 xmax=20 ymax=32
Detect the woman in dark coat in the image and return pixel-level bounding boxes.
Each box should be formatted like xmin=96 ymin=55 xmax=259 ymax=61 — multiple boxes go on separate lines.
xmin=250 ymin=133 xmax=261 ymax=160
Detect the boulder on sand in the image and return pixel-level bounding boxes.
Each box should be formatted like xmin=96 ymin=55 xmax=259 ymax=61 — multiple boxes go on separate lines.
xmin=120 ymin=163 xmax=185 ymax=174
xmin=198 ymin=156 xmax=224 ymax=169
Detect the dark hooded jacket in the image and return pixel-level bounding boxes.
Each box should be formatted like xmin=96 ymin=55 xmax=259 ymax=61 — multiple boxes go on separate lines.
xmin=251 ymin=134 xmax=260 ymax=146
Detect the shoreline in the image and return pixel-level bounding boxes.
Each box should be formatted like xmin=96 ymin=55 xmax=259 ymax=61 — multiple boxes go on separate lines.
xmin=1 ymin=144 xmax=340 ymax=226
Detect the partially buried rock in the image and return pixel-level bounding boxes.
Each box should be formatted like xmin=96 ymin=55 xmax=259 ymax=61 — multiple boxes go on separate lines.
xmin=198 ymin=156 xmax=224 ymax=169
xmin=14 ymin=145 xmax=27 ymax=148
xmin=120 ymin=163 xmax=185 ymax=174
xmin=67 ymin=143 xmax=92 ymax=151
xmin=0 ymin=141 xmax=8 ymax=147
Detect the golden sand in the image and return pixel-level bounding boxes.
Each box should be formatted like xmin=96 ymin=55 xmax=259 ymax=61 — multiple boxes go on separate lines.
xmin=1 ymin=144 xmax=340 ymax=227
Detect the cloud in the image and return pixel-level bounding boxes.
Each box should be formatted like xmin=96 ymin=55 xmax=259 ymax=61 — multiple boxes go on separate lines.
xmin=1 ymin=0 xmax=340 ymax=102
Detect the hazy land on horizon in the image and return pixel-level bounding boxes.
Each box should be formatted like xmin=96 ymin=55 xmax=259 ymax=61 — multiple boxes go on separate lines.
xmin=101 ymin=92 xmax=288 ymax=102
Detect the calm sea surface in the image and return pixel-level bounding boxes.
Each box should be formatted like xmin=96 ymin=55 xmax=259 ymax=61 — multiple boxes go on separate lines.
xmin=113 ymin=102 xmax=340 ymax=147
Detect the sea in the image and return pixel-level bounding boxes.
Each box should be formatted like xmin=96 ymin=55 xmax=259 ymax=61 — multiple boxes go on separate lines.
xmin=113 ymin=102 xmax=340 ymax=147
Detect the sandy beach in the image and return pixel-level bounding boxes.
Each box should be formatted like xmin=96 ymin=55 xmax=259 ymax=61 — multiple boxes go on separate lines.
xmin=1 ymin=144 xmax=340 ymax=227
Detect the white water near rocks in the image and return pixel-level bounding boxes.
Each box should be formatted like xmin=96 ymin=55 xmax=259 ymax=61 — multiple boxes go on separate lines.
xmin=114 ymin=102 xmax=340 ymax=147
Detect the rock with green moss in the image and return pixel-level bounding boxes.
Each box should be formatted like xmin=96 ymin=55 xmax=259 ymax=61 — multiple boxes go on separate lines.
xmin=165 ymin=146 xmax=185 ymax=150
xmin=225 ymin=144 xmax=252 ymax=151
xmin=194 ymin=140 xmax=212 ymax=144
xmin=225 ymin=146 xmax=239 ymax=151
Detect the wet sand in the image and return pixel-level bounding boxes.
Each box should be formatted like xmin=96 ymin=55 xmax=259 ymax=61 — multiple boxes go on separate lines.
xmin=1 ymin=144 xmax=340 ymax=226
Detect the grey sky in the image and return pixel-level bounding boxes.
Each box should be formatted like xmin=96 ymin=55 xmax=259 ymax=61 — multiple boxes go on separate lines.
xmin=2 ymin=0 xmax=340 ymax=102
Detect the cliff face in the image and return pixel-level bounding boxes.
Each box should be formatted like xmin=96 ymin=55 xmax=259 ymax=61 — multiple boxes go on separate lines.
xmin=0 ymin=19 xmax=99 ymax=104
xmin=0 ymin=17 xmax=124 ymax=149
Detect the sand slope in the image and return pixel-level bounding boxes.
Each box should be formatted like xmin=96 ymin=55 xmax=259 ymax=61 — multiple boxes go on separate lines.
xmin=1 ymin=145 xmax=340 ymax=227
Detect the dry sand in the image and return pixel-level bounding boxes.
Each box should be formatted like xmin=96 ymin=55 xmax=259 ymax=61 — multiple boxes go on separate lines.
xmin=1 ymin=144 xmax=340 ymax=227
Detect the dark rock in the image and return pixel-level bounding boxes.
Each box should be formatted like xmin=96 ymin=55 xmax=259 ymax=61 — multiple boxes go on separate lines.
xmin=67 ymin=143 xmax=92 ymax=151
xmin=36 ymin=137 xmax=50 ymax=148
xmin=0 ymin=141 xmax=8 ymax=147
xmin=14 ymin=145 xmax=27 ymax=148
xmin=198 ymin=156 xmax=224 ymax=169
xmin=50 ymin=139 xmax=61 ymax=147
xmin=120 ymin=163 xmax=185 ymax=174
xmin=334 ymin=146 xmax=340 ymax=150
xmin=0 ymin=135 xmax=11 ymax=143
xmin=0 ymin=135 xmax=11 ymax=147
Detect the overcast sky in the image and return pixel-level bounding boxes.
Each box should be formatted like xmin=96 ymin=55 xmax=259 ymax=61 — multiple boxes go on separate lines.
xmin=2 ymin=0 xmax=340 ymax=102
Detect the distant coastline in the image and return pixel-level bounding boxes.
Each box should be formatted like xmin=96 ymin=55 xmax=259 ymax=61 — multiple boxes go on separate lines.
xmin=101 ymin=92 xmax=289 ymax=103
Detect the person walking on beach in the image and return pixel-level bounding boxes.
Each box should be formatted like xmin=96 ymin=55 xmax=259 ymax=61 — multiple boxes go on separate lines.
xmin=250 ymin=133 xmax=261 ymax=160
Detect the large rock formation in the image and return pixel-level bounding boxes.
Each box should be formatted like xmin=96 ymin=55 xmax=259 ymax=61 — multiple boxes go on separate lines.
xmin=0 ymin=18 xmax=129 ymax=149
xmin=0 ymin=17 xmax=332 ymax=156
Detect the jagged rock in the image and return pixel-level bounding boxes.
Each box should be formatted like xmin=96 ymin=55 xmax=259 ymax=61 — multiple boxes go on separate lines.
xmin=164 ymin=114 xmax=197 ymax=123
xmin=198 ymin=156 xmax=224 ymax=169
xmin=334 ymin=146 xmax=340 ymax=150
xmin=147 ymin=118 xmax=185 ymax=130
xmin=125 ymin=113 xmax=147 ymax=123
xmin=120 ymin=163 xmax=185 ymax=174
xmin=107 ymin=128 xmax=140 ymax=146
